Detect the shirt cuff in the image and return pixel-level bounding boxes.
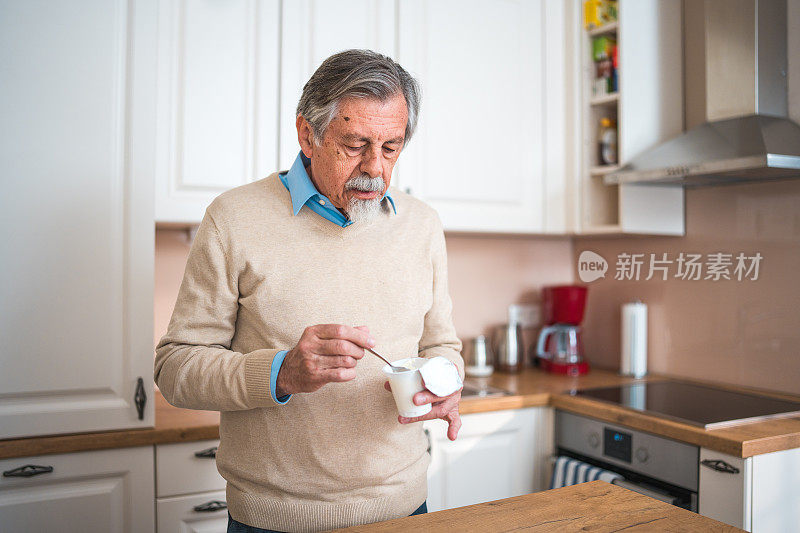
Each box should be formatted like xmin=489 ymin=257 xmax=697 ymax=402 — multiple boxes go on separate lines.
xmin=270 ymin=350 xmax=292 ymax=404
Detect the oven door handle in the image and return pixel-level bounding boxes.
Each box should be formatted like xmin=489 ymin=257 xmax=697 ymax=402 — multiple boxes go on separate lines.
xmin=611 ymin=479 xmax=680 ymax=506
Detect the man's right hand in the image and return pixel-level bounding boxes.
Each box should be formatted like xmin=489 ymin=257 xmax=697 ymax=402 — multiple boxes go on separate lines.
xmin=275 ymin=324 xmax=375 ymax=396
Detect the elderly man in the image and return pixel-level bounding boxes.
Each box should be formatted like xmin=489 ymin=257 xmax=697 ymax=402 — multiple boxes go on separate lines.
xmin=155 ymin=49 xmax=464 ymax=533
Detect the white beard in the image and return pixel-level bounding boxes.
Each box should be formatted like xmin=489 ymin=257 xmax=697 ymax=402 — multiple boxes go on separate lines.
xmin=344 ymin=174 xmax=386 ymax=224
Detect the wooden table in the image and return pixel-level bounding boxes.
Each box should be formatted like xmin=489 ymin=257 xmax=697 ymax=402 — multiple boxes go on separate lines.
xmin=331 ymin=481 xmax=741 ymax=532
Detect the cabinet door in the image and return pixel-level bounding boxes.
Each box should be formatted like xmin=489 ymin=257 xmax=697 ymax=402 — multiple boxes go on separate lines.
xmin=279 ymin=0 xmax=396 ymax=169
xmin=154 ymin=0 xmax=281 ymax=223
xmin=157 ymin=490 xmax=228 ymax=533
xmin=0 ymin=0 xmax=156 ymax=438
xmin=397 ymin=0 xmax=547 ymax=233
xmin=425 ymin=407 xmax=549 ymax=512
xmin=0 ymin=447 xmax=154 ymax=533
xmin=698 ymin=448 xmax=752 ymax=531
xmin=751 ymin=448 xmax=800 ymax=533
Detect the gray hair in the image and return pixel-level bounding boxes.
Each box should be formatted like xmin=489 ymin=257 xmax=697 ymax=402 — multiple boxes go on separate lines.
xmin=296 ymin=49 xmax=421 ymax=146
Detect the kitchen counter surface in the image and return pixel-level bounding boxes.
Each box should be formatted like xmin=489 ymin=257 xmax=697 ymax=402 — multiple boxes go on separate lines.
xmin=330 ymin=480 xmax=740 ymax=532
xmin=2 ymin=368 xmax=799 ymax=459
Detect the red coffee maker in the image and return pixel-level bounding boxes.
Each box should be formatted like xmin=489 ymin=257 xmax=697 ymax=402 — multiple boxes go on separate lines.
xmin=535 ymin=285 xmax=590 ymax=375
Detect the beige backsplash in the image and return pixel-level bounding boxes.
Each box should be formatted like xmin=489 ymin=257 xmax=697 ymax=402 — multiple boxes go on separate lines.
xmin=154 ymin=179 xmax=799 ymax=395
xmin=575 ymin=179 xmax=800 ymax=395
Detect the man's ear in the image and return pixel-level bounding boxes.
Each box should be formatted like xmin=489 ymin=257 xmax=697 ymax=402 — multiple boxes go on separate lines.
xmin=296 ymin=115 xmax=315 ymax=158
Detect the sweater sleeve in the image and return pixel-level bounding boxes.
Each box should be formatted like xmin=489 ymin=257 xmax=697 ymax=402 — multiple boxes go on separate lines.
xmin=418 ymin=214 xmax=465 ymax=381
xmin=154 ymin=209 xmax=286 ymax=411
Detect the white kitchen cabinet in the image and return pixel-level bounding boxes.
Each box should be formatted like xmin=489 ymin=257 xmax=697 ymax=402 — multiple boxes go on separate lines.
xmin=699 ymin=447 xmax=800 ymax=532
xmin=397 ymin=0 xmax=570 ymax=234
xmin=424 ymin=407 xmax=554 ymax=512
xmin=154 ymin=0 xmax=281 ymax=224
xmin=0 ymin=0 xmax=156 ymax=438
xmin=156 ymin=440 xmax=225 ymax=498
xmin=278 ymin=0 xmax=396 ymax=170
xmin=157 ymin=490 xmax=228 ymax=533
xmin=156 ymin=440 xmax=227 ymax=532
xmin=570 ymin=0 xmax=685 ymax=235
xmin=0 ymin=447 xmax=154 ymax=533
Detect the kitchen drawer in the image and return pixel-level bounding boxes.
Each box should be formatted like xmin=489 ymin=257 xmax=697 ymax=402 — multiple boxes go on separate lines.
xmin=157 ymin=490 xmax=227 ymax=533
xmin=0 ymin=447 xmax=154 ymax=533
xmin=156 ymin=439 xmax=225 ymax=497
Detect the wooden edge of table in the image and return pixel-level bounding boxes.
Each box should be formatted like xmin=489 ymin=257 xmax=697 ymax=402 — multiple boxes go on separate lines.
xmin=327 ymin=481 xmax=742 ymax=532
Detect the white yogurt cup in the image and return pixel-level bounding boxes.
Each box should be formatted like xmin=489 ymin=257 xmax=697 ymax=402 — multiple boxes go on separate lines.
xmin=382 ymin=357 xmax=432 ymax=418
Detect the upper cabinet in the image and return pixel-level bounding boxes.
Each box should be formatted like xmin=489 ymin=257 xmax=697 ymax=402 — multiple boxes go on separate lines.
xmin=279 ymin=0 xmax=397 ymax=170
xmin=396 ymin=0 xmax=571 ymax=234
xmin=573 ymin=0 xmax=685 ymax=235
xmin=154 ymin=0 xmax=280 ymax=224
xmin=153 ymin=0 xmax=682 ymax=236
xmin=0 ymin=0 xmax=157 ymax=438
xmin=154 ymin=0 xmax=571 ymax=234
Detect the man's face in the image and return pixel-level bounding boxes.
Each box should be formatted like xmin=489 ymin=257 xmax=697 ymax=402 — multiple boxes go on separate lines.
xmin=296 ymin=92 xmax=408 ymax=212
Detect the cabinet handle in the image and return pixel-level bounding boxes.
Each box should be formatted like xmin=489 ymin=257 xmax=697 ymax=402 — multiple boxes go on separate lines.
xmin=700 ymin=459 xmax=740 ymax=474
xmin=3 ymin=465 xmax=54 ymax=478
xmin=193 ymin=500 xmax=227 ymax=513
xmin=194 ymin=446 xmax=218 ymax=458
xmin=423 ymin=428 xmax=432 ymax=453
xmin=134 ymin=377 xmax=146 ymax=420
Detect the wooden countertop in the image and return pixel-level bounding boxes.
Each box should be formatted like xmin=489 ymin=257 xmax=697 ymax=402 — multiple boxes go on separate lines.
xmin=330 ymin=481 xmax=740 ymax=532
xmin=2 ymin=368 xmax=799 ymax=460
xmin=0 ymin=392 xmax=220 ymax=460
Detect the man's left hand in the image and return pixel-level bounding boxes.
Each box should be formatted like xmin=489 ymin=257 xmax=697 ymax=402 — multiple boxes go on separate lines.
xmin=383 ymin=381 xmax=462 ymax=441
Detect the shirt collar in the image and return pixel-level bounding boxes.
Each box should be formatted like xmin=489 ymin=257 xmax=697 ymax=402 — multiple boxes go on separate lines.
xmin=281 ymin=151 xmax=397 ymax=216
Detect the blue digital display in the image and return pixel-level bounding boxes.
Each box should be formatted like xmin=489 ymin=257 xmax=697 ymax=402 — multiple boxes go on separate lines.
xmin=604 ymin=428 xmax=632 ymax=462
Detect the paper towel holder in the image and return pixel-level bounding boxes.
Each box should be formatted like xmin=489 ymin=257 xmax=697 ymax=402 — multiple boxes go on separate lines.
xmin=620 ymin=300 xmax=648 ymax=378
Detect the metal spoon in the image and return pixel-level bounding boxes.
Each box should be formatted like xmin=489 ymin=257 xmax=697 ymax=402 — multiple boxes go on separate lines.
xmin=366 ymin=347 xmax=409 ymax=372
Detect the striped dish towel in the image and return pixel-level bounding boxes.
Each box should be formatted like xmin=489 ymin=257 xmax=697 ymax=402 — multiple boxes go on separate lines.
xmin=550 ymin=455 xmax=623 ymax=489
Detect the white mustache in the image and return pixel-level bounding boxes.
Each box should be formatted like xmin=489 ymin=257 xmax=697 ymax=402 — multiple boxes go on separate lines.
xmin=345 ymin=174 xmax=384 ymax=192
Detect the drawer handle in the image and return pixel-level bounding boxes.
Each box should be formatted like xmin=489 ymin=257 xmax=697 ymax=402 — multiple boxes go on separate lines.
xmin=193 ymin=500 xmax=227 ymax=513
xmin=3 ymin=465 xmax=54 ymax=478
xmin=194 ymin=446 xmax=218 ymax=458
xmin=701 ymin=459 xmax=740 ymax=474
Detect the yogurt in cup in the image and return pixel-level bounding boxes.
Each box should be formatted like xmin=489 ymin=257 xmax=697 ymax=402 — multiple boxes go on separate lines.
xmin=383 ymin=357 xmax=432 ymax=418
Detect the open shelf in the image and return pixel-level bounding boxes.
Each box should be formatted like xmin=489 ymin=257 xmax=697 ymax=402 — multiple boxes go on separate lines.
xmin=576 ymin=1 xmax=684 ymax=236
xmin=587 ymin=21 xmax=618 ymax=37
xmin=590 ymin=92 xmax=619 ymax=106
xmin=589 ymin=164 xmax=621 ymax=176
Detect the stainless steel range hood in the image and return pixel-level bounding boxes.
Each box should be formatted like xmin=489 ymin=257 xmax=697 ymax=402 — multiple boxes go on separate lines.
xmin=606 ymin=0 xmax=800 ymax=187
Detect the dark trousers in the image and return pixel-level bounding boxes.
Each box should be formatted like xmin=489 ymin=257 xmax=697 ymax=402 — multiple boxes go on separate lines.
xmin=227 ymin=501 xmax=428 ymax=533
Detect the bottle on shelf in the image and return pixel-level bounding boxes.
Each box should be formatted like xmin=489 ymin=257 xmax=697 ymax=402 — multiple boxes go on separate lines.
xmin=598 ymin=117 xmax=618 ymax=166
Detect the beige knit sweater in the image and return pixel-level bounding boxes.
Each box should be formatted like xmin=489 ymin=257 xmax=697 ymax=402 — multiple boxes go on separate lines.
xmin=154 ymin=173 xmax=463 ymax=532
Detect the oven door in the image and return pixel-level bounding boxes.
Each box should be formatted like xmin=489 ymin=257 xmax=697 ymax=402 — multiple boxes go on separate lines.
xmin=554 ymin=448 xmax=698 ymax=511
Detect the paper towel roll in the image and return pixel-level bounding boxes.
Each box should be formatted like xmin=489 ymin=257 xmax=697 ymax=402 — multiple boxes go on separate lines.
xmin=621 ymin=302 xmax=647 ymax=378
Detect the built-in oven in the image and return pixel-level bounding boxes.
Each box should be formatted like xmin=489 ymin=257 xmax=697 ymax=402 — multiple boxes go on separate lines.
xmin=555 ymin=410 xmax=699 ymax=512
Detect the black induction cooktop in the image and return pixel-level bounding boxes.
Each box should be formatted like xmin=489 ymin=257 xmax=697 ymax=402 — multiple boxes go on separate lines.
xmin=573 ymin=381 xmax=800 ymax=429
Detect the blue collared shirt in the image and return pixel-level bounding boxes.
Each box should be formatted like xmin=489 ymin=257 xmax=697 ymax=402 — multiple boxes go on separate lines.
xmin=269 ymin=152 xmax=397 ymax=403
xmin=278 ymin=151 xmax=396 ymax=227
